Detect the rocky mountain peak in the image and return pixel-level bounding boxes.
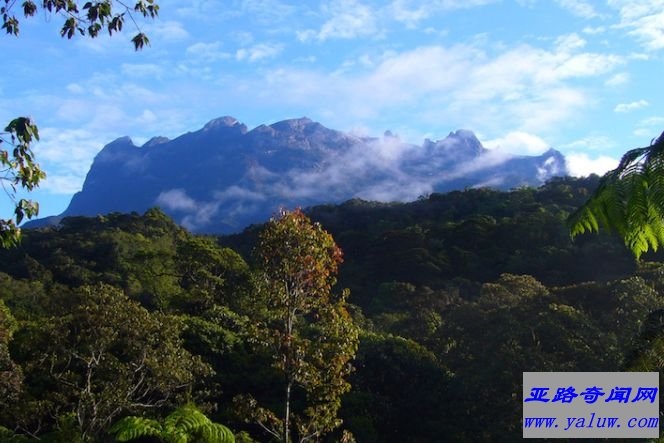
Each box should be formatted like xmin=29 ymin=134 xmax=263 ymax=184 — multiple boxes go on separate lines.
xmin=142 ymin=136 xmax=170 ymax=148
xmin=203 ymin=116 xmax=247 ymax=133
xmin=270 ymin=117 xmax=315 ymax=132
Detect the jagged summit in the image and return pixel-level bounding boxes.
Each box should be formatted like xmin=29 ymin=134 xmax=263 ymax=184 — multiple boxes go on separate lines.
xmin=107 ymin=135 xmax=135 ymax=146
xmin=200 ymin=116 xmax=249 ymax=136
xmin=203 ymin=116 xmax=241 ymax=129
xmin=448 ymin=129 xmax=477 ymax=139
xmin=423 ymin=129 xmax=486 ymax=160
xmin=270 ymin=117 xmax=315 ymax=131
xmin=541 ymin=147 xmax=565 ymax=157
xmin=94 ymin=136 xmax=136 ymax=162
xmin=143 ymin=136 xmax=170 ymax=148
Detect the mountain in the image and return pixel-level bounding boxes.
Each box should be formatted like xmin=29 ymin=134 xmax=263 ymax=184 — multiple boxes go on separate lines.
xmin=26 ymin=117 xmax=568 ymax=234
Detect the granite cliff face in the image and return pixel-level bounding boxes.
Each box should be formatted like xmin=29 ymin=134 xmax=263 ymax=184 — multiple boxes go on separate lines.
xmin=27 ymin=117 xmax=568 ymax=233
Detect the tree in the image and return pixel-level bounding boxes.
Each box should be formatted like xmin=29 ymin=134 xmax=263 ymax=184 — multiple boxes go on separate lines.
xmin=569 ymin=131 xmax=664 ymax=259
xmin=111 ymin=403 xmax=235 ymax=443
xmin=235 ymin=209 xmax=359 ymax=443
xmin=6 ymin=284 xmax=209 ymax=441
xmin=0 ymin=0 xmax=160 ymax=247
xmin=0 ymin=300 xmax=22 ymax=413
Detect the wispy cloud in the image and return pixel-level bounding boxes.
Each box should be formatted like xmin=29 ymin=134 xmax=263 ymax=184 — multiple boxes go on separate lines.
xmin=33 ymin=127 xmax=106 ymax=195
xmin=555 ymin=33 xmax=586 ymax=52
xmin=121 ymin=63 xmax=164 ymax=79
xmin=245 ymin=38 xmax=622 ymax=138
xmin=236 ymin=43 xmax=284 ymax=62
xmin=145 ymin=20 xmax=190 ymax=42
xmin=583 ymin=26 xmax=606 ymax=35
xmin=559 ymin=135 xmax=617 ymax=152
xmin=240 ymin=0 xmax=296 ymax=24
xmin=297 ymin=0 xmax=378 ymax=41
xmin=614 ymin=99 xmax=648 ymax=113
xmin=483 ymin=131 xmax=550 ymax=155
xmin=156 ymin=189 xmax=198 ymax=211
xmin=605 ymin=72 xmax=629 ymax=86
xmin=634 ymin=116 xmax=664 ymax=138
xmin=186 ymin=41 xmax=232 ymax=61
xmin=609 ymin=0 xmax=664 ymax=50
xmin=555 ymin=0 xmax=601 ymax=18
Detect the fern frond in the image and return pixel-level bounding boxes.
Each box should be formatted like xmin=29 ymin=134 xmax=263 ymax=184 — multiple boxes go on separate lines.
xmin=163 ymin=404 xmax=211 ymax=435
xmin=569 ymin=132 xmax=664 ymax=259
xmin=199 ymin=423 xmax=236 ymax=443
xmin=110 ymin=416 xmax=163 ymax=442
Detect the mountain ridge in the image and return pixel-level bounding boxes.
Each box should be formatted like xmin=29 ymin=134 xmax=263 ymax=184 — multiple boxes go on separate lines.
xmin=25 ymin=116 xmax=569 ymax=233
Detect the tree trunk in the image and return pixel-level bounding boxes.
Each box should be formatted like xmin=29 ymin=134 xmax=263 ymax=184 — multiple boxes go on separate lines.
xmin=284 ymin=380 xmax=291 ymax=443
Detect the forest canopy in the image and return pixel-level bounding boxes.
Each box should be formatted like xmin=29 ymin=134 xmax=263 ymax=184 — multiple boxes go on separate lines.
xmin=0 ymin=177 xmax=662 ymax=441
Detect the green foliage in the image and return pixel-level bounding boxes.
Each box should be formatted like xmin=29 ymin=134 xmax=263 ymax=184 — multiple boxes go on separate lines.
xmin=1 ymin=189 xmax=663 ymax=442
xmin=5 ymin=283 xmax=210 ymax=441
xmin=0 ymin=117 xmax=46 ymax=248
xmin=569 ymin=132 xmax=664 ymax=258
xmin=340 ymin=332 xmax=453 ymax=443
xmin=111 ymin=404 xmax=235 ymax=443
xmin=2 ymin=0 xmax=158 ymax=49
xmin=0 ymin=300 xmax=22 ymax=414
xmin=112 ymin=416 xmax=163 ymax=441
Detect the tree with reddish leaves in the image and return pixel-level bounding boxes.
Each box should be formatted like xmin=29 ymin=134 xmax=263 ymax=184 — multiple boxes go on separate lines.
xmin=235 ymin=209 xmax=359 ymax=443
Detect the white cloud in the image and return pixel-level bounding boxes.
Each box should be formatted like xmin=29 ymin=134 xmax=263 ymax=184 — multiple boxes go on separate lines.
xmin=614 ymin=99 xmax=649 ymax=113
xmin=389 ymin=0 xmax=430 ymax=27
xmin=137 ymin=109 xmax=158 ymax=125
xmin=232 ymin=31 xmax=255 ymax=46
xmin=384 ymin=0 xmax=500 ymax=30
xmin=553 ymin=53 xmax=623 ymax=78
xmin=186 ymin=41 xmax=232 ymax=61
xmin=634 ymin=128 xmax=653 ymax=137
xmin=240 ymin=0 xmax=296 ymax=23
xmin=146 ymin=20 xmax=190 ymax=42
xmin=156 ymin=189 xmax=198 ymax=211
xmin=245 ymin=40 xmax=623 ymax=136
xmin=213 ymin=186 xmax=266 ymax=203
xmin=559 ymin=135 xmax=617 ymax=152
xmin=555 ymin=33 xmax=587 ymax=52
xmin=66 ymin=83 xmax=84 ymax=94
xmin=34 ymin=127 xmax=106 ymax=194
xmin=555 ymin=0 xmax=601 ymax=18
xmin=634 ymin=116 xmax=664 ymax=138
xmin=566 ymin=152 xmax=618 ymax=177
xmin=298 ymin=0 xmax=378 ymax=41
xmin=605 ymin=72 xmax=629 ymax=86
xmin=609 ymin=0 xmax=664 ymax=50
xmin=236 ymin=43 xmax=284 ymax=62
xmin=175 ymin=0 xmax=228 ymax=20
xmin=483 ymin=131 xmax=550 ymax=155
xmin=582 ymin=26 xmax=606 ymax=35
xmin=639 ymin=116 xmax=664 ymax=126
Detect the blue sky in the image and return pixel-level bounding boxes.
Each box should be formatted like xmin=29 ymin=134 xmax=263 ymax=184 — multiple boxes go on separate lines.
xmin=2 ymin=0 xmax=664 ymax=220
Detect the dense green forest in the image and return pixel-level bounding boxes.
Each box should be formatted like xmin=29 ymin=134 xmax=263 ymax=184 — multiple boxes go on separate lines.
xmin=1 ymin=176 xmax=663 ymax=442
